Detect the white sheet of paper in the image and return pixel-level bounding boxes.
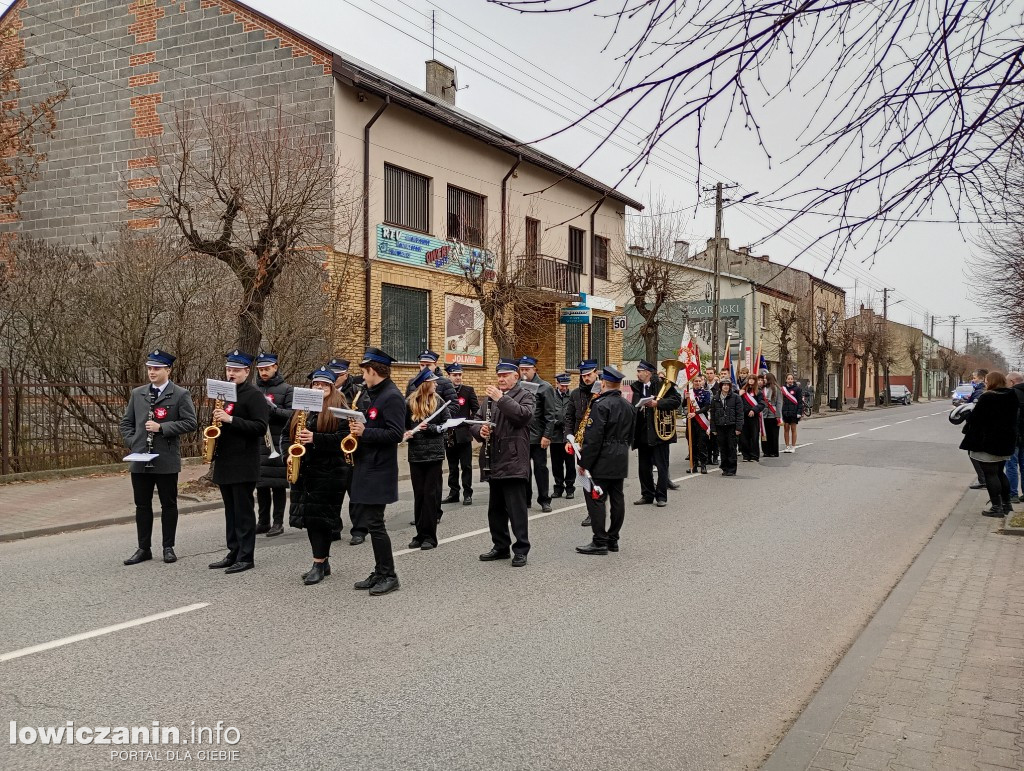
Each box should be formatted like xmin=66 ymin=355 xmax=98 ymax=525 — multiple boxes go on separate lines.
xmin=636 ymin=396 xmax=657 ymax=408
xmin=123 ymin=453 xmax=159 ymax=462
xmin=409 ymin=401 xmax=451 ymax=435
xmin=206 ymin=378 xmax=237 ymax=402
xmin=329 ymin=407 xmax=366 ymax=424
xmin=441 ymin=417 xmax=467 ymax=430
xmin=290 ymin=387 xmax=325 ymax=413
xmin=462 ymin=419 xmax=495 ymax=426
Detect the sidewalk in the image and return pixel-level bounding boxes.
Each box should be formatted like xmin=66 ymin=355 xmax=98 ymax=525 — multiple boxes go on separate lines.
xmin=764 ymin=490 xmax=1024 ymax=771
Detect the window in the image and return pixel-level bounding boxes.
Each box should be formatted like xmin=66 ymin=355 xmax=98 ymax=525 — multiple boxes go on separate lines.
xmin=565 ymin=323 xmax=583 ymax=370
xmin=447 ymin=185 xmax=485 ymax=246
xmin=760 ymin=302 xmax=770 ymax=330
xmin=568 ymin=226 xmax=585 ymax=272
xmin=384 ymin=164 xmax=430 ymax=233
xmin=381 ymin=285 xmax=428 ymax=363
xmin=525 ymin=217 xmax=540 ymax=256
xmin=592 ymin=316 xmax=608 ymax=366
xmin=593 ymin=236 xmax=609 ymax=280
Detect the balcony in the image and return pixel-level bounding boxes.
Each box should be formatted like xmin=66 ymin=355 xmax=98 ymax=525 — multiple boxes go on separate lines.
xmin=516 ymin=253 xmax=581 ymax=295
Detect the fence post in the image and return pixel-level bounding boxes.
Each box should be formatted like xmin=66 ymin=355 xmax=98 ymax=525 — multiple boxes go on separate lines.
xmin=1 ymin=368 xmax=9 ymax=475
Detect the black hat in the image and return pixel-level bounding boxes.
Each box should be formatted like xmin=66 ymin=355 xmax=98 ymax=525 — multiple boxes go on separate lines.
xmin=145 ymin=349 xmax=175 ymax=368
xmin=361 ymin=347 xmax=396 ymax=366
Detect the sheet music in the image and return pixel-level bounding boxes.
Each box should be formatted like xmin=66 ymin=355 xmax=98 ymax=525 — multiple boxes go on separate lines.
xmin=329 ymin=407 xmax=366 ymax=424
xmin=123 ymin=453 xmax=159 ymax=462
xmin=206 ymin=379 xmax=237 ymax=402
xmin=290 ymin=387 xmax=325 ymax=413
xmin=636 ymin=396 xmax=657 ymax=408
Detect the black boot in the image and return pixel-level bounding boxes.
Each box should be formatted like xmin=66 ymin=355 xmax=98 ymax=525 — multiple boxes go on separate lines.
xmin=303 ymin=561 xmax=328 ymax=585
xmin=301 ymin=560 xmax=330 ymax=579
xmin=982 ymin=503 xmax=1007 ymax=517
xmin=255 ymin=521 xmax=270 ymax=535
xmin=700 ymin=465 xmax=708 ymax=474
xmin=266 ymin=522 xmax=284 ymax=537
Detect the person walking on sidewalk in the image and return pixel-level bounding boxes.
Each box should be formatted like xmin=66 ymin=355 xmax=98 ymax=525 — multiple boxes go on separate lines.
xmin=518 ymin=356 xmax=558 ymax=513
xmin=254 ymin=352 xmax=293 ymax=537
xmin=959 ymin=371 xmax=1019 ymax=517
xmin=781 ymin=373 xmax=802 ymax=453
xmin=711 ymin=379 xmax=743 ymax=476
xmin=404 ymin=368 xmax=451 ymax=551
xmin=287 ymin=369 xmax=350 ymax=586
xmin=1004 ymin=372 xmax=1024 ymax=503
xmin=208 ymin=350 xmax=270 ymax=575
xmin=441 ymin=363 xmax=478 ymax=507
xmin=120 ymin=349 xmax=198 ymax=566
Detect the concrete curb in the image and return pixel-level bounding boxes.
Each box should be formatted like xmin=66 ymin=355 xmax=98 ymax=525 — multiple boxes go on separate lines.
xmin=760 ymin=487 xmax=973 ymax=771
xmin=0 ymin=501 xmax=224 ymax=543
xmin=0 ymin=457 xmax=206 ymax=485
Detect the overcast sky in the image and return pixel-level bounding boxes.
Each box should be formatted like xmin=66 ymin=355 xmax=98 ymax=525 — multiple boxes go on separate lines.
xmin=3 ymin=0 xmax=1009 ymax=361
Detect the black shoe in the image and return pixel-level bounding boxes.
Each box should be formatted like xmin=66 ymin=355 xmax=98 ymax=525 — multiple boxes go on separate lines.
xmin=409 ymin=521 xmax=416 ymax=526
xmin=266 ymin=523 xmax=284 ymax=537
xmin=369 ymin=575 xmax=400 ymax=595
xmin=479 ymin=548 xmax=511 ymax=561
xmin=349 ymin=535 xmax=365 ymax=545
xmin=700 ymin=466 xmax=708 ymax=474
xmin=303 ymin=562 xmax=327 ymax=585
xmin=224 ymin=561 xmax=253 ymax=574
xmin=982 ymin=505 xmax=1006 ymax=517
xmin=634 ymin=498 xmax=653 ymax=505
xmin=162 ymin=547 xmax=177 ymax=564
xmin=667 ymin=480 xmax=680 ymax=490
xmin=685 ymin=468 xmax=694 ymax=474
xmin=208 ymin=556 xmax=235 ymax=569
xmin=511 ymin=554 xmax=527 ymax=567
xmin=442 ymin=494 xmax=460 ymax=504
xmin=969 ymin=482 xmax=986 ymax=490
xmin=607 ymin=542 xmax=619 ymax=552
xmin=655 ymin=500 xmax=667 ymax=507
xmin=420 ymin=541 xmax=436 ymax=550
xmin=581 ymin=516 xmax=591 ymax=527
xmin=408 ymin=538 xmax=422 ymax=549
xmin=354 ymin=572 xmax=383 ymax=589
xmin=255 ymin=522 xmax=270 ymax=534
xmin=541 ymin=503 xmax=552 ymax=513
xmin=565 ymin=491 xmax=574 ymax=499
xmin=553 ymin=488 xmax=564 ymax=498
xmin=463 ymin=495 xmax=472 ymax=506
xmin=576 ymin=542 xmax=608 ymax=555
xmin=123 ymin=548 xmax=152 ymax=566
xmin=301 ymin=560 xmax=330 ymax=579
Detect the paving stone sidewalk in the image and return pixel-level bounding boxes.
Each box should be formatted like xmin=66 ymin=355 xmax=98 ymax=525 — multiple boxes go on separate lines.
xmin=782 ymin=493 xmax=1024 ymax=771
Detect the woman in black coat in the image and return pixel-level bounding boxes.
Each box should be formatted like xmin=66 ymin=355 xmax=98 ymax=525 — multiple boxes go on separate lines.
xmin=287 ymin=369 xmax=352 ymax=585
xmin=738 ymin=375 xmax=765 ymax=462
xmin=781 ymin=373 xmax=803 ymax=453
xmin=711 ymin=379 xmax=743 ymax=476
xmin=959 ymin=371 xmax=1019 ymax=517
xmin=404 ymin=369 xmax=452 ymax=550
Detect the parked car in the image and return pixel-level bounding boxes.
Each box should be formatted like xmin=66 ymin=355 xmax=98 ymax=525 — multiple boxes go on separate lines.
xmin=877 ymin=385 xmax=912 ymax=405
xmin=951 ymin=384 xmax=974 ymax=406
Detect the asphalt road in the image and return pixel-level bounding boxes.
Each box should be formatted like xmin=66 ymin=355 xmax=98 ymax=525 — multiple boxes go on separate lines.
xmin=0 ymin=401 xmax=970 ymax=771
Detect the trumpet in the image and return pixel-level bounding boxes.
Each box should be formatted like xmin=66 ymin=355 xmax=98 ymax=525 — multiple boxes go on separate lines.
xmin=286 ymin=410 xmax=307 ymax=484
xmin=201 ymin=398 xmax=223 ymax=463
xmin=340 ymin=385 xmax=363 ymax=465
xmin=265 ymin=426 xmax=280 ymax=459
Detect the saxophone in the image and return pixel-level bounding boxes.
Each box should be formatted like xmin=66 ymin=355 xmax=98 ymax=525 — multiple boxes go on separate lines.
xmin=574 ymin=383 xmax=600 ymax=445
xmin=286 ymin=410 xmax=307 ymax=484
xmin=340 ymin=386 xmax=362 ymax=465
xmin=201 ymin=398 xmax=223 ymax=463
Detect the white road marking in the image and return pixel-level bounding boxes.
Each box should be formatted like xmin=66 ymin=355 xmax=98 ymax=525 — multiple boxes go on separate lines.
xmin=931 ymin=411 xmax=946 ymax=415
xmin=869 ymin=425 xmax=891 ymax=431
xmin=829 ymin=433 xmax=860 ymax=441
xmin=915 ymin=416 xmax=928 ymax=419
xmin=0 ymin=603 xmax=209 ymax=664
xmin=896 ymin=419 xmax=912 ymax=424
xmin=793 ymin=443 xmax=813 ymax=449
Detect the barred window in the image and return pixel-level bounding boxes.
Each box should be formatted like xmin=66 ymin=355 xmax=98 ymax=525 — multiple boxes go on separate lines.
xmin=593 ymin=236 xmax=609 ymax=280
xmin=565 ymin=323 xmax=583 ymax=371
xmin=447 ymin=185 xmax=486 ymax=246
xmin=592 ymin=316 xmax=608 ymax=366
xmin=381 ymin=285 xmax=429 ymax=364
xmin=384 ymin=164 xmax=430 ymax=233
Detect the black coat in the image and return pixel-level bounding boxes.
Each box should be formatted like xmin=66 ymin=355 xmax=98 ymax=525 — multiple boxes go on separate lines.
xmin=350 ymin=378 xmax=405 ymax=505
xmin=959 ymin=388 xmax=1019 ymax=457
xmin=551 ymin=387 xmax=572 ymax=439
xmin=447 ymin=384 xmax=479 ymax=444
xmin=288 ymin=410 xmax=351 ymax=530
xmin=1012 ymin=382 xmax=1024 ymax=440
xmin=739 ymin=389 xmax=765 ymax=426
xmin=710 ymin=391 xmax=744 ymax=433
xmin=524 ymin=375 xmax=559 ymax=444
xmin=579 ymin=390 xmax=635 ymax=479
xmin=781 ymin=384 xmax=803 ymax=421
xmin=406 ymin=399 xmax=452 ymax=464
xmin=470 ymin=382 xmax=535 ymax=481
xmin=256 ymin=373 xmax=294 ymax=489
xmin=631 ymin=375 xmax=682 ymax=447
xmin=564 ymin=383 xmax=594 ymax=440
xmin=337 ymin=374 xmax=358 ymax=404
xmin=211 ymin=382 xmax=270 ymax=485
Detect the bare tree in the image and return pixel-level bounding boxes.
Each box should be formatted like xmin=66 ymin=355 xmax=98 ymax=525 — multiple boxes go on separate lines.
xmin=851 ymin=318 xmax=881 ymax=410
xmin=769 ymin=300 xmax=799 ymax=375
xmin=936 ymin=346 xmax=960 ymax=389
xmin=906 ymin=338 xmax=924 ymax=402
xmin=799 ymin=291 xmax=845 ymax=411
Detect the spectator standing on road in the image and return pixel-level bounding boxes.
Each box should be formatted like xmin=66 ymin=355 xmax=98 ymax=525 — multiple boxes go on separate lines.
xmin=403 ymin=368 xmax=451 ymax=551
xmin=781 ymin=373 xmax=803 ymax=453
xmin=739 ymin=375 xmax=765 ymax=462
xmin=1003 ymin=372 xmax=1024 ymax=504
xmin=711 ymin=379 xmax=743 ymax=476
xmin=441 ymin=363 xmax=478 ymax=507
xmin=959 ymin=371 xmax=1018 ymax=518
xmin=254 ymin=352 xmax=293 ymax=538
xmin=761 ymin=372 xmax=784 ymax=457
xmin=120 ymin=349 xmax=198 ymax=567
xmin=965 ymin=369 xmax=990 ymax=491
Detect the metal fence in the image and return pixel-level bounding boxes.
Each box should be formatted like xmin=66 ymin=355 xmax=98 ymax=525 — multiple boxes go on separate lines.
xmin=0 ymin=371 xmax=214 ymax=475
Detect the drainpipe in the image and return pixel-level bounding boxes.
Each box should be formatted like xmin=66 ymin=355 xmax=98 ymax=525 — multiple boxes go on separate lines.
xmin=750 ymin=279 xmax=758 ymax=370
xmin=588 ymin=195 xmax=606 ymax=358
xmin=363 ymin=96 xmax=389 ymax=348
xmin=500 ymin=155 xmax=522 ymax=275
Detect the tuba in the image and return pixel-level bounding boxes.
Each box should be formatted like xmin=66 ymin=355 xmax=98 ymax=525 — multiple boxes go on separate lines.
xmin=201 ymin=398 xmax=223 ymax=463
xmin=340 ymin=386 xmax=363 ymax=465
xmin=653 ymin=359 xmax=682 ymax=442
xmin=286 ymin=410 xmax=307 ymax=484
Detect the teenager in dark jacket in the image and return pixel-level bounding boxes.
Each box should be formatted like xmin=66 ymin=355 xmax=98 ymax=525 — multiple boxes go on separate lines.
xmin=760 ymin=372 xmax=784 ymax=457
xmin=738 ymin=375 xmax=765 ymax=462
xmin=781 ymin=373 xmax=803 ymax=453
xmin=404 ymin=369 xmax=452 ymax=550
xmin=441 ymin=363 xmax=479 ymax=506
xmin=965 ymin=368 xmax=990 ymax=490
xmin=288 ymin=369 xmax=351 ymax=585
xmin=254 ymin=352 xmax=294 ymax=536
xmin=711 ymin=379 xmax=743 ymax=476
xmin=959 ymin=371 xmax=1019 ymax=517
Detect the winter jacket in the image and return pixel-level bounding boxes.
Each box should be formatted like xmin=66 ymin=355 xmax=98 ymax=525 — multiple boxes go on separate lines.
xmin=256 ymin=373 xmax=294 ymax=489
xmin=470 ymin=382 xmax=535 ymax=481
xmin=710 ymin=391 xmax=744 ymax=434
xmin=959 ymin=387 xmax=1019 ymax=457
xmin=287 ymin=410 xmax=351 ymax=530
xmin=1013 ymin=382 xmax=1024 ymax=442
xmin=966 ymin=380 xmax=985 ymax=404
xmin=211 ymin=381 xmax=270 ymax=485
xmin=551 ymin=387 xmax=572 ymax=439
xmin=349 ymin=378 xmax=406 ymax=505
xmin=781 ymin=384 xmax=803 ymax=421
xmin=564 ymin=381 xmax=598 ymax=440
xmin=405 ymin=398 xmax=452 ymax=464
xmin=579 ymin=390 xmax=635 ymax=479
xmin=120 ymin=381 xmax=198 ymax=474
xmin=631 ymin=375 xmax=682 ymax=447
xmin=447 ymin=384 xmax=480 ymax=444
xmin=524 ymin=374 xmax=559 ymax=444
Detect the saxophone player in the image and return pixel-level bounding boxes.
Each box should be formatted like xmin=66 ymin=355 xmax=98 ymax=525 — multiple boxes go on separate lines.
xmin=564 ymin=358 xmax=599 ymax=518
xmin=576 ymin=366 xmax=635 ymax=555
xmin=631 ymin=360 xmax=681 ymax=507
xmin=119 ymin=350 xmax=197 ymax=566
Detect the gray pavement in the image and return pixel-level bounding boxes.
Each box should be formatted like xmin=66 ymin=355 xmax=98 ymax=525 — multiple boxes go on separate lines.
xmin=0 ymin=401 xmax=974 ymax=771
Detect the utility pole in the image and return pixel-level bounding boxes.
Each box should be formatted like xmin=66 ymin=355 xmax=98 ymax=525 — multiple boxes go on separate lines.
xmin=711 ymin=182 xmax=724 ymax=364
xmin=882 ymin=288 xmax=892 ymax=406
xmin=950 ymin=315 xmax=958 ymax=353
xmin=930 ymin=315 xmax=935 ymax=338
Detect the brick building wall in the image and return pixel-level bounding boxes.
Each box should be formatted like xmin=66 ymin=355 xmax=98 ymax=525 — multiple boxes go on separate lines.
xmin=0 ymin=0 xmax=333 ymax=245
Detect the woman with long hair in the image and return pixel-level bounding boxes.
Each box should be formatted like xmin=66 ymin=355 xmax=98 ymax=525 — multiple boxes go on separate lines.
xmin=287 ymin=369 xmax=352 ymax=585
xmin=960 ymin=371 xmax=1019 ymax=517
xmin=404 ymin=368 xmax=452 ymax=550
xmin=760 ymin=372 xmax=783 ymax=457
xmin=739 ymin=375 xmax=765 ymax=462
xmin=781 ymin=373 xmax=803 ymax=452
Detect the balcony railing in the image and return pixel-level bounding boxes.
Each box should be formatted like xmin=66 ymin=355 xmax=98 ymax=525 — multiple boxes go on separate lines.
xmin=516 ymin=253 xmax=581 ymax=295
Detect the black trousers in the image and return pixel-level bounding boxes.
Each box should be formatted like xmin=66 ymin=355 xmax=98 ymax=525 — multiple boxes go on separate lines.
xmin=528 ymin=444 xmax=551 ymax=505
xmin=487 ymin=478 xmax=530 ymax=556
xmin=687 ymin=419 xmax=709 ymax=469
xmin=740 ymin=417 xmax=761 ymax=460
xmin=762 ymin=418 xmax=780 ymax=457
xmin=256 ymin=487 xmax=286 ymax=525
xmin=410 ymin=460 xmax=442 ymax=545
xmin=131 ymin=472 xmax=179 ymax=549
xmin=637 ymin=443 xmax=670 ymax=502
xmin=978 ymin=460 xmax=1011 ymax=507
xmin=219 ymin=481 xmax=257 ymax=563
xmin=349 ymin=502 xmax=396 ymax=577
xmin=550 ymin=441 xmax=575 ymax=495
xmin=586 ymin=477 xmax=625 ymax=546
xmin=970 ymin=456 xmax=986 ymax=485
xmin=307 ymin=522 xmax=332 ymax=560
xmin=716 ymin=430 xmax=738 ymax=475
xmin=446 ymin=441 xmax=474 ymax=497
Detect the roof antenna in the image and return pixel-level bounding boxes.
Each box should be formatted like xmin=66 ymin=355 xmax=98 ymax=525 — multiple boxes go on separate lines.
xmin=431 ymin=11 xmax=435 ymax=59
